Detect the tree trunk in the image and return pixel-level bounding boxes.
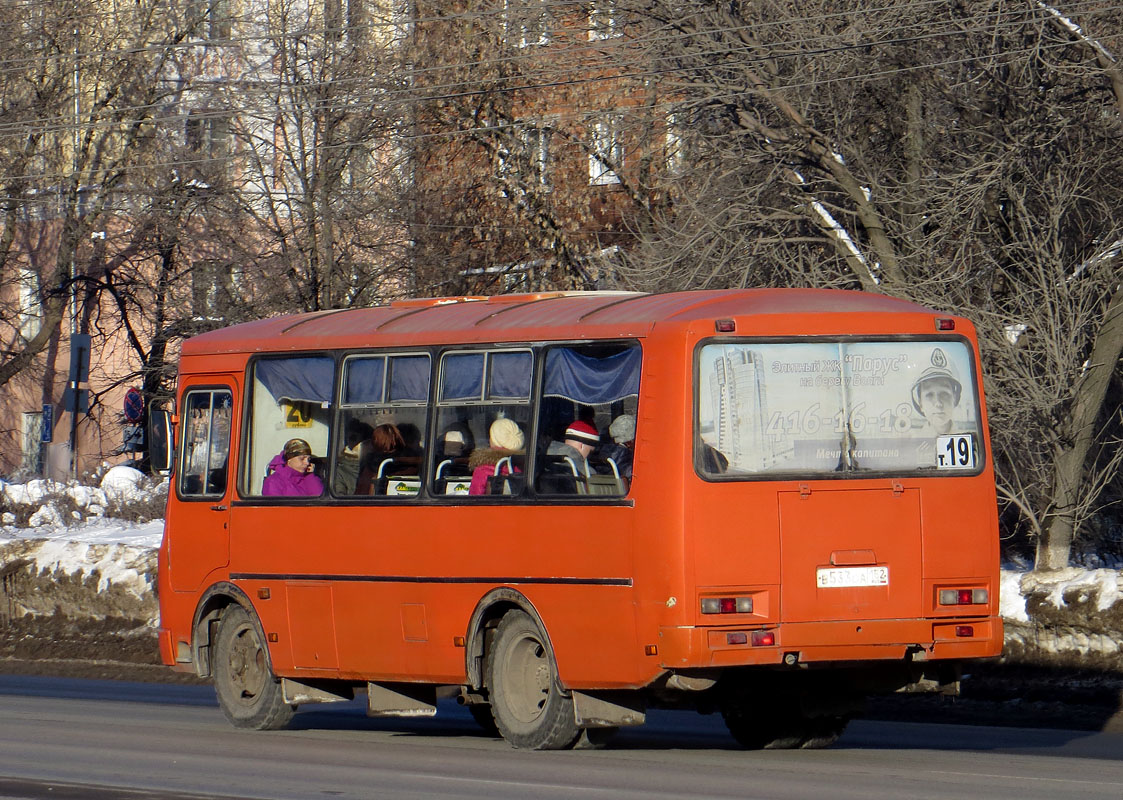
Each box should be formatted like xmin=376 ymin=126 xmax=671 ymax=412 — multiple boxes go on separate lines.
xmin=1035 ymin=284 xmax=1123 ymax=569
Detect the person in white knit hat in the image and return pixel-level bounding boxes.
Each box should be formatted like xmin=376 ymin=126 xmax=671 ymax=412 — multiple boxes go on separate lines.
xmin=468 ymin=417 xmax=525 ymax=495
xmin=599 ymin=414 xmax=635 ymax=479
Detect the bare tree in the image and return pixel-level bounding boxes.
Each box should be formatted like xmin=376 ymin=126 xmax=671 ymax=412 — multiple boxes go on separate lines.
xmin=201 ymin=0 xmax=411 ymax=313
xmin=0 ymin=0 xmax=192 ymax=390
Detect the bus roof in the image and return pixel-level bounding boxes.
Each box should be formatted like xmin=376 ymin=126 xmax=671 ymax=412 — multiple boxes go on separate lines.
xmin=181 ymin=289 xmax=941 ymax=356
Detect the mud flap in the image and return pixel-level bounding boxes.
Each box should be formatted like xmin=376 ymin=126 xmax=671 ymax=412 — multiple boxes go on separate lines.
xmin=367 ymin=682 xmax=438 ymax=717
xmin=281 ymin=678 xmax=354 ymax=705
xmin=572 ymin=690 xmax=646 ymax=728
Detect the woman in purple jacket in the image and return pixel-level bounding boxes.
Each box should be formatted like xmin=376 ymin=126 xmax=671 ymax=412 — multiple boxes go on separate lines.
xmin=263 ymin=438 xmax=324 ymax=496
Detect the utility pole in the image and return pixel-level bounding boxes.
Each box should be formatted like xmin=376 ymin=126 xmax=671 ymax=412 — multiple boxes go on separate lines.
xmin=69 ymin=7 xmax=82 ymax=478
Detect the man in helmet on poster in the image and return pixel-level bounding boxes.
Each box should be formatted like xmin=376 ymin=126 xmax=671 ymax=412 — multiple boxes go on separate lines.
xmin=911 ymin=348 xmax=964 ymax=435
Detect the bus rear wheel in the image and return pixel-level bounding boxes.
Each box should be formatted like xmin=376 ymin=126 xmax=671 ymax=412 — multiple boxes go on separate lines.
xmin=213 ymin=605 xmax=295 ymax=730
xmin=486 ymin=610 xmax=580 ymax=750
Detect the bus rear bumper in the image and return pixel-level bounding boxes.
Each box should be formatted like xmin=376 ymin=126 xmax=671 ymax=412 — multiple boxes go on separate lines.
xmin=659 ymin=616 xmax=1003 ymax=669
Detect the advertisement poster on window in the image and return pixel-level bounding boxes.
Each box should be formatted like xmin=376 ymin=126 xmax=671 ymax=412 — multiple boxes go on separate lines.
xmin=697 ymin=340 xmax=980 ymax=475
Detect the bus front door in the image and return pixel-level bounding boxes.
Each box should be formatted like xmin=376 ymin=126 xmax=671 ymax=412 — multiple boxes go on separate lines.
xmin=168 ymin=380 xmax=236 ymax=592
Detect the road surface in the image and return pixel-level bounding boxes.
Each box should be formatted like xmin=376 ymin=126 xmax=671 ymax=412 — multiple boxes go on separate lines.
xmin=0 ymin=676 xmax=1121 ymax=799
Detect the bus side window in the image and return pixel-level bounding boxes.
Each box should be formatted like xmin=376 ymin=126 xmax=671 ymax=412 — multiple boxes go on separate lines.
xmin=335 ymin=353 xmax=430 ymax=499
xmin=180 ymin=389 xmax=232 ymax=499
xmin=535 ymin=344 xmax=640 ymax=498
xmin=247 ymin=356 xmax=334 ymax=497
xmin=433 ymin=349 xmax=532 ymax=499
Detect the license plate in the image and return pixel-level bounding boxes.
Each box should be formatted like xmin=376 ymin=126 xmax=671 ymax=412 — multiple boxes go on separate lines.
xmin=816 ymin=566 xmax=889 ymax=588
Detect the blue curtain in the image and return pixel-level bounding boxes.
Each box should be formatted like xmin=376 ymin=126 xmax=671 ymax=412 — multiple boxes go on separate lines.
xmin=543 ymin=347 xmax=640 ymax=404
xmin=255 ymin=356 xmax=334 ymax=404
xmin=489 ymin=351 xmax=532 ymax=399
xmin=343 ymin=357 xmax=385 ymax=404
xmin=441 ymin=353 xmax=484 ymax=401
xmin=389 ymin=355 xmax=431 ymax=402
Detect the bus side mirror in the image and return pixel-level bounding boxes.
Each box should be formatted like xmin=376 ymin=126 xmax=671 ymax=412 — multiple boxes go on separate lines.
xmin=148 ymin=405 xmax=175 ymax=476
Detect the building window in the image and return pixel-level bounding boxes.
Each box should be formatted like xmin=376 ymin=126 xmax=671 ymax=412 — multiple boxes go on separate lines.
xmin=192 ymin=260 xmax=237 ymax=320
xmin=588 ymin=0 xmax=620 ymax=40
xmin=505 ymin=0 xmax=549 ymax=47
xmin=665 ymin=111 xmax=685 ymax=174
xmin=188 ymin=0 xmax=232 ymax=39
xmin=17 ymin=268 xmax=40 ymax=341
xmin=589 ymin=118 xmax=624 ymax=185
xmin=498 ymin=124 xmax=551 ymax=189
xmin=186 ymin=112 xmax=231 ymax=159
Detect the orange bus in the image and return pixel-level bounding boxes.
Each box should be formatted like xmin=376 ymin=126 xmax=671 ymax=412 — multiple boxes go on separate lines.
xmin=157 ymin=289 xmax=1002 ymax=749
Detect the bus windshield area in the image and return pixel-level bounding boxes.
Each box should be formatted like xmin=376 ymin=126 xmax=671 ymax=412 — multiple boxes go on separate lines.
xmin=696 ymin=339 xmax=982 ymax=477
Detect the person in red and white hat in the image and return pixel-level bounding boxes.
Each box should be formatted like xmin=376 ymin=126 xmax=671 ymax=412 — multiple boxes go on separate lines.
xmin=546 ymin=418 xmax=601 ymax=472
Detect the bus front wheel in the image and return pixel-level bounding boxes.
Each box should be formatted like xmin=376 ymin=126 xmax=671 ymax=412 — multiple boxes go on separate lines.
xmin=486 ymin=610 xmax=580 ymax=750
xmin=213 ymin=605 xmax=295 ymax=730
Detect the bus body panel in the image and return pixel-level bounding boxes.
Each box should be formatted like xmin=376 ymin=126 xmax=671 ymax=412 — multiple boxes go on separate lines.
xmin=777 ymin=486 xmax=925 ymax=623
xmin=224 ymin=502 xmax=651 ymax=688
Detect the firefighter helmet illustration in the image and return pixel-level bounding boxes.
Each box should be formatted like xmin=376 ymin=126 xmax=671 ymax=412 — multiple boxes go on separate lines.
xmin=910 ymin=347 xmax=962 ymax=415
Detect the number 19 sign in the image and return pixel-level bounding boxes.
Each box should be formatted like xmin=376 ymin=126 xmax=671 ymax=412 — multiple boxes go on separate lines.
xmin=936 ymin=434 xmax=975 ymax=469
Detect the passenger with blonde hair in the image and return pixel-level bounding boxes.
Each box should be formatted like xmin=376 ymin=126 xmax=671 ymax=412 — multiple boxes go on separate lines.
xmin=468 ymin=418 xmax=525 ymax=495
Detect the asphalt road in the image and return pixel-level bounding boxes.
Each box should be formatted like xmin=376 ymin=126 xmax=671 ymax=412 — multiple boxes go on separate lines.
xmin=0 ymin=675 xmax=1121 ymax=800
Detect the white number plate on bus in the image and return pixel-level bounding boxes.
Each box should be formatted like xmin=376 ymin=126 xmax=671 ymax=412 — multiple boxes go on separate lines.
xmin=936 ymin=434 xmax=976 ymax=469
xmin=816 ymin=566 xmax=889 ymax=588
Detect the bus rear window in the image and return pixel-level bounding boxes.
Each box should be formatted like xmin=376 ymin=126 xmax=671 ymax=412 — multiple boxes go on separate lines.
xmin=696 ymin=339 xmax=982 ymax=477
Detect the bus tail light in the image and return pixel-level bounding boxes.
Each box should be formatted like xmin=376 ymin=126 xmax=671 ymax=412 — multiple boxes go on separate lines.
xmin=724 ymin=631 xmax=775 ymax=646
xmin=955 ymin=626 xmax=974 ymax=637
xmin=938 ymin=588 xmax=988 ymax=605
xmin=715 ymin=319 xmax=736 ymax=333
xmin=750 ymin=630 xmax=775 ymax=647
xmin=701 ymin=596 xmax=753 ymax=614
xmin=936 ymin=318 xmax=956 ymax=330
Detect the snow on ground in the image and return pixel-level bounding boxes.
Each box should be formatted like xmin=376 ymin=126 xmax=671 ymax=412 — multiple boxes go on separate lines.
xmin=0 ymin=471 xmax=1120 ymax=661
xmin=1 ymin=467 xmax=163 ymax=602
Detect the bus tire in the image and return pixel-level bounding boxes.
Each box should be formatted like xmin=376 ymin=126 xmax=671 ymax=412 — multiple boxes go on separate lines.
xmin=212 ymin=605 xmax=295 ymax=730
xmin=721 ymin=704 xmax=804 ymax=749
xmin=799 ymin=715 xmax=849 ymax=749
xmin=486 ymin=610 xmax=580 ymax=750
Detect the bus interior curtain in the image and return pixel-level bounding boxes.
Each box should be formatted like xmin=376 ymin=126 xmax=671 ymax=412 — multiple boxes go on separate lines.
xmin=388 ymin=355 xmax=431 ymax=402
xmin=489 ymin=351 xmax=532 ymax=399
xmin=256 ymin=356 xmax=335 ymax=405
xmin=441 ymin=353 xmax=484 ymax=401
xmin=440 ymin=351 xmax=532 ymax=402
xmin=543 ymin=347 xmax=640 ymax=404
xmin=344 ymin=356 xmax=386 ymax=404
